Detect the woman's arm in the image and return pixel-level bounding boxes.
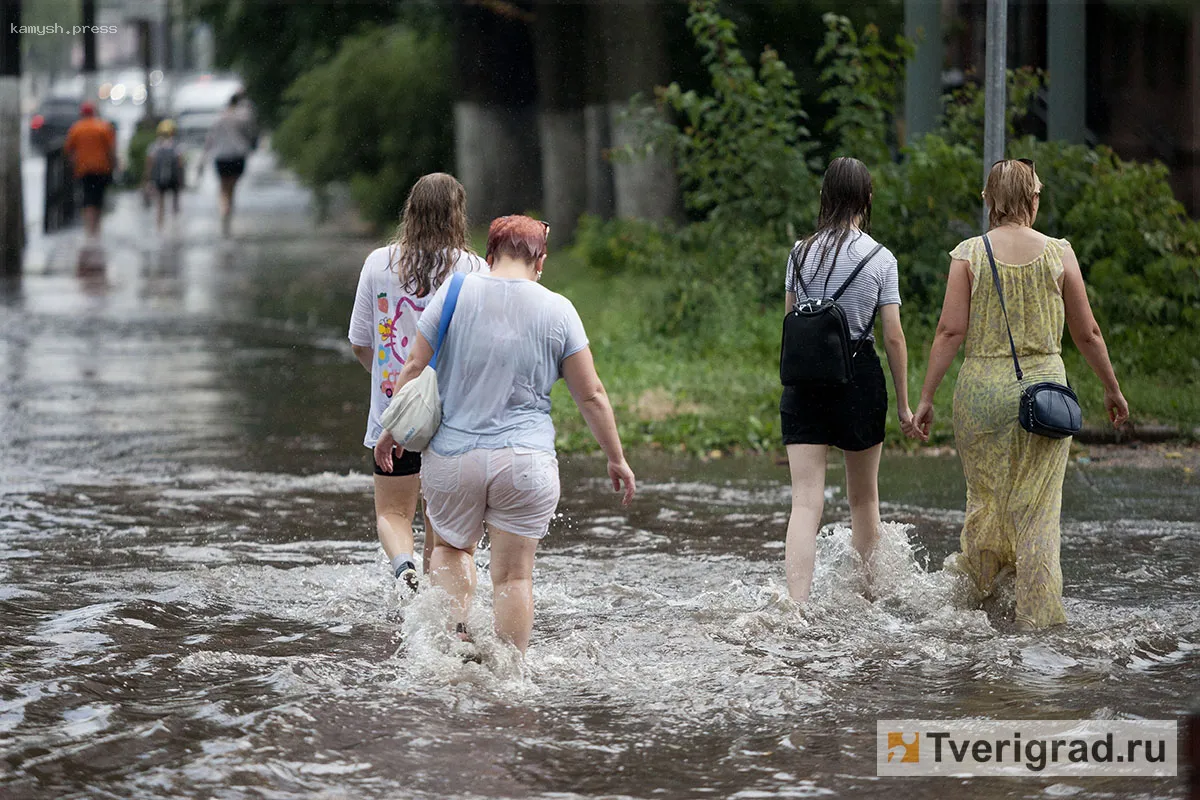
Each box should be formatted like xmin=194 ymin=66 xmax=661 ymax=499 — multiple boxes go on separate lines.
xmin=562 ymin=346 xmax=636 ymax=506
xmin=878 ymin=304 xmax=912 ymax=431
xmin=351 ymin=345 xmax=373 ymax=372
xmin=785 ymin=290 xmax=796 ymax=315
xmin=912 ymin=258 xmax=972 ymax=441
xmin=1060 ymin=244 xmax=1129 ymax=427
xmin=373 ymin=334 xmax=434 ymax=472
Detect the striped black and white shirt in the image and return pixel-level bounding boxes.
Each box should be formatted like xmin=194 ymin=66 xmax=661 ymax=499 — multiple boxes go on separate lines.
xmin=785 ymin=230 xmax=902 ymax=341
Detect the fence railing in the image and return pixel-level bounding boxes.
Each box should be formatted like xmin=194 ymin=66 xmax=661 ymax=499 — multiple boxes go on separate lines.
xmin=43 ymin=147 xmax=76 ymax=234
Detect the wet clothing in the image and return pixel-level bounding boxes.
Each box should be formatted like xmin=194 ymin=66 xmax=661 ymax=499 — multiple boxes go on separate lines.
xmin=79 ymin=173 xmax=110 ymax=209
xmin=780 ymin=348 xmax=887 ymax=451
xmin=373 ymin=447 xmax=421 ymax=477
xmin=780 ymin=230 xmax=899 ymax=450
xmin=214 ymin=157 xmax=245 ymax=180
xmin=205 ymin=110 xmax=253 ymax=160
xmin=64 ymin=116 xmax=116 ymax=178
xmin=348 ymin=246 xmax=488 ymax=448
xmin=421 ymin=446 xmax=561 ymax=548
xmin=785 ymin=230 xmax=901 ymax=342
xmin=946 ymin=235 xmax=1071 ymax=628
xmin=147 ymin=139 xmax=184 ymax=191
xmin=417 ymin=274 xmax=589 ymax=457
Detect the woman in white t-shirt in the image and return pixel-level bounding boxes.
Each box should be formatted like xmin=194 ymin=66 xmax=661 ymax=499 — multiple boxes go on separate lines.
xmin=374 ymin=215 xmax=636 ymax=654
xmin=349 ymin=173 xmax=487 ymax=593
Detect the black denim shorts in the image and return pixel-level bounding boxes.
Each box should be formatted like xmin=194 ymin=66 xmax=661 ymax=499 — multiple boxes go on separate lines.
xmin=372 ymin=446 xmax=421 ymax=477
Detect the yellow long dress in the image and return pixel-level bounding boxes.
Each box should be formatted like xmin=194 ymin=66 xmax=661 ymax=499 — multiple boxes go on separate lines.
xmin=948 ymin=235 xmax=1071 ymax=628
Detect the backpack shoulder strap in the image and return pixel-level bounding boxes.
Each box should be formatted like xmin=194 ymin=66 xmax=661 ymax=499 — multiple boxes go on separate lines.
xmin=429 ymin=272 xmax=465 ymax=371
xmin=830 ymin=243 xmax=884 ymax=302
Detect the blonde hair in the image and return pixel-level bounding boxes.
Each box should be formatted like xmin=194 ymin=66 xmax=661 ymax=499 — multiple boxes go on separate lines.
xmin=983 ymin=160 xmax=1043 ymax=229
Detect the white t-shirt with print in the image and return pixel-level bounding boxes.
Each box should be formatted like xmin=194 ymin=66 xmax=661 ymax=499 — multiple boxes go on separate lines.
xmin=348 ymin=246 xmax=488 ymax=447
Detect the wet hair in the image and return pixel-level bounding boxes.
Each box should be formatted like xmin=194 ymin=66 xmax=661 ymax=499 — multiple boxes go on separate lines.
xmin=984 ymin=160 xmax=1042 ymax=229
xmin=485 ymin=215 xmax=548 ymax=264
xmin=790 ymin=157 xmax=873 ymax=294
xmin=387 ymin=173 xmax=473 ymax=298
xmin=229 ymin=92 xmax=243 ymax=107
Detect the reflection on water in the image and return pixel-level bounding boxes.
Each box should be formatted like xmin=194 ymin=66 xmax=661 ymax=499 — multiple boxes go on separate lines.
xmin=1 ymin=176 xmax=1196 ymax=799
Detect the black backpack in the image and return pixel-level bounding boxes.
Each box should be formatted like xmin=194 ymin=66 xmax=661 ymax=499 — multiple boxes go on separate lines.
xmin=151 ymin=141 xmax=182 ymax=186
xmin=780 ymin=242 xmax=883 ymax=386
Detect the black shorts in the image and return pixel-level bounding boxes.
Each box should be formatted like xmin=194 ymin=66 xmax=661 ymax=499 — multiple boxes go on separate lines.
xmin=214 ymin=157 xmax=246 ymax=179
xmin=780 ymin=347 xmax=887 ymax=452
xmin=373 ymin=446 xmax=421 ymax=477
xmin=154 ymin=180 xmax=181 ymax=193
xmin=79 ymin=173 xmax=110 ymax=208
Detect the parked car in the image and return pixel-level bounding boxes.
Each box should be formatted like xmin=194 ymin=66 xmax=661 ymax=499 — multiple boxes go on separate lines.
xmin=29 ymin=95 xmax=84 ymax=154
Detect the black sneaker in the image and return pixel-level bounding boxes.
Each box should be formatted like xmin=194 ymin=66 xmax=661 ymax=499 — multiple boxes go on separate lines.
xmin=394 ymin=561 xmax=418 ymax=594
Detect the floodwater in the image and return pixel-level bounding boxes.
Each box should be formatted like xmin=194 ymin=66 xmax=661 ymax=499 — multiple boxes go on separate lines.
xmin=2 ymin=154 xmax=1198 ymax=799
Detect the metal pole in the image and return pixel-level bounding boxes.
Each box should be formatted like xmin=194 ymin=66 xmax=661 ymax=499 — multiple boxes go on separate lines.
xmin=982 ymin=0 xmax=1007 ymax=231
xmin=1 ymin=0 xmax=23 ymax=277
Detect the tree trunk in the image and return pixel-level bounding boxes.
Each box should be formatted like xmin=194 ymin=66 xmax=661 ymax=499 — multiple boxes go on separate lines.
xmin=454 ymin=2 xmax=541 ymax=226
xmin=532 ymin=0 xmax=587 ymax=239
xmin=595 ymin=0 xmax=678 ymax=221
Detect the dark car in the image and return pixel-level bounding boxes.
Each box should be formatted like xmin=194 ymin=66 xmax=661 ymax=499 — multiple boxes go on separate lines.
xmin=29 ymin=96 xmax=84 ymax=154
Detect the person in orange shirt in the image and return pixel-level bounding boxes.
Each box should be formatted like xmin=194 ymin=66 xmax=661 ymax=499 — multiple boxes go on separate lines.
xmin=64 ymin=102 xmax=117 ymax=238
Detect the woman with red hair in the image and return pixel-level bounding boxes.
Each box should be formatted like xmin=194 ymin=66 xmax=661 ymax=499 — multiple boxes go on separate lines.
xmin=376 ymin=214 xmax=636 ymax=654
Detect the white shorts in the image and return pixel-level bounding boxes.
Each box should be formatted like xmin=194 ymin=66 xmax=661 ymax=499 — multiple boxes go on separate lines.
xmin=421 ymin=446 xmax=561 ymax=550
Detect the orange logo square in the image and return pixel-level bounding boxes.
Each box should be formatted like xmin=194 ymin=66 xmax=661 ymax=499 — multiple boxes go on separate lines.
xmin=887 ymin=732 xmax=920 ymax=763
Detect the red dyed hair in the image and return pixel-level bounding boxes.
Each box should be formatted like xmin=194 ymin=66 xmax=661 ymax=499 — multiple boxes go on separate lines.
xmin=485 ymin=215 xmax=548 ymax=264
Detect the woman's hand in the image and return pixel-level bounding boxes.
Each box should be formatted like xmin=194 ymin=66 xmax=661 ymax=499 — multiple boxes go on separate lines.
xmin=897 ymin=406 xmax=915 ymax=439
xmin=1105 ymin=387 xmax=1129 ymax=428
xmin=911 ymin=399 xmax=934 ymax=442
xmin=608 ymin=459 xmax=636 ymax=507
xmin=374 ymin=429 xmax=398 ymax=472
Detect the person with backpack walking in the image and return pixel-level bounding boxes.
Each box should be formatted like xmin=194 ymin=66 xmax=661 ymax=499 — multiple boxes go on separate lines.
xmin=348 ymin=174 xmax=489 ymax=594
xmin=778 ymin=157 xmax=913 ymax=604
xmin=144 ymin=119 xmax=185 ymax=229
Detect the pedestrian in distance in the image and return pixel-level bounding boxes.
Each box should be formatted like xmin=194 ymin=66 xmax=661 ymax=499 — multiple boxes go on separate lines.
xmin=909 ymin=158 xmax=1129 ymax=630
xmin=349 ymin=174 xmax=489 ymax=594
xmin=144 ymin=119 xmax=185 ymax=229
xmin=779 ymin=157 xmax=913 ymax=604
xmin=63 ymin=101 xmax=116 ymax=240
xmin=375 ymin=215 xmax=636 ymax=654
xmin=202 ymin=92 xmax=255 ymax=238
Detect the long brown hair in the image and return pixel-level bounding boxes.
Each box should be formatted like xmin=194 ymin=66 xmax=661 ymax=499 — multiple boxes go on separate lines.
xmin=790 ymin=157 xmax=873 ymax=296
xmin=387 ymin=173 xmax=473 ymax=298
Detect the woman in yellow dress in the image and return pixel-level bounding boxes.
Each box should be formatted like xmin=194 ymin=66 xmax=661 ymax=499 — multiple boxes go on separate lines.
xmin=909 ymin=159 xmax=1129 ymax=629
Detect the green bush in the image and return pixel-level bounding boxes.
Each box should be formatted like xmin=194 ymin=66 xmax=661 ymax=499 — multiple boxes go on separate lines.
xmin=272 ymin=23 xmax=452 ymax=228
xmin=560 ymin=0 xmax=1200 ymax=448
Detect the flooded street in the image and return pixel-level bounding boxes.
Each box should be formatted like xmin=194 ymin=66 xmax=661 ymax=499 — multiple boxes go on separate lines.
xmin=2 ymin=152 xmax=1198 ymax=799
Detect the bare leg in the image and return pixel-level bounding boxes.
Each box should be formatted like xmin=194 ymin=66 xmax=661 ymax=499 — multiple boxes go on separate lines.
xmin=421 ymin=499 xmax=437 ymax=574
xmin=373 ymin=473 xmax=420 ymax=561
xmin=785 ymin=443 xmax=828 ymax=603
xmin=487 ymin=527 xmax=539 ymax=653
xmin=82 ymin=206 xmax=100 ymax=237
xmin=218 ymin=176 xmax=238 ymax=236
xmin=156 ymin=191 xmax=165 ymax=228
xmin=843 ymin=444 xmax=884 ymax=594
xmin=430 ymin=540 xmax=478 ymax=630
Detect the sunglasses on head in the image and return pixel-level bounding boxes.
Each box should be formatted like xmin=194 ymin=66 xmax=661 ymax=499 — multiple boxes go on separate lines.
xmin=539 ymin=220 xmax=551 ymax=240
xmin=992 ymin=157 xmax=1035 ymax=170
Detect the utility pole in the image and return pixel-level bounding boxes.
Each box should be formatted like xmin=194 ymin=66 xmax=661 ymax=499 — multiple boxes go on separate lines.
xmin=82 ymin=0 xmax=97 ymax=101
xmin=1 ymin=0 xmax=23 ymax=277
xmin=981 ymin=0 xmax=1007 ymax=231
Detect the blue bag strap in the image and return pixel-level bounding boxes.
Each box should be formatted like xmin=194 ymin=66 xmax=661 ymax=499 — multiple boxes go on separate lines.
xmin=429 ymin=272 xmax=465 ymax=371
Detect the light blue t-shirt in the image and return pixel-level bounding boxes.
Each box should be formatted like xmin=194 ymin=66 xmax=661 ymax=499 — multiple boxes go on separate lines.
xmin=417 ymin=274 xmax=589 ymax=456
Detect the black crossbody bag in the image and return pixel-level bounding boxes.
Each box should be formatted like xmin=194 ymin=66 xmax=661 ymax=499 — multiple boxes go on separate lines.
xmin=780 ymin=242 xmax=884 ymax=386
xmin=982 ymin=235 xmax=1082 ymax=439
